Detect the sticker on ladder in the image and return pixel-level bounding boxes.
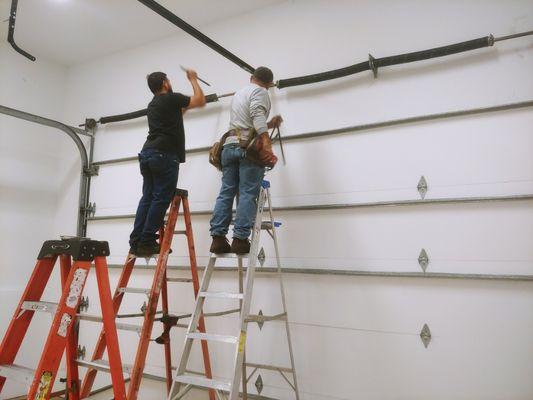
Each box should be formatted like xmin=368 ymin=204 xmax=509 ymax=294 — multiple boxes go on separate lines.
xmin=238 ymin=331 xmax=247 ymax=353
xmin=66 ymin=268 xmax=88 ymax=308
xmin=35 ymin=371 xmax=53 ymax=400
xmin=57 ymin=313 xmax=72 ymax=337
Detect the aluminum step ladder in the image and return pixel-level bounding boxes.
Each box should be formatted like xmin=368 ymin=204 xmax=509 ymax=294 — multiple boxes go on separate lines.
xmin=78 ymin=189 xmax=215 ymax=400
xmin=169 ymin=180 xmax=300 ymax=400
xmin=0 ymin=237 xmax=126 ymax=400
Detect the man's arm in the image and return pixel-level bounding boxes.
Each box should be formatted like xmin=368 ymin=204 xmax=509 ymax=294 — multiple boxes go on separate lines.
xmin=185 ymin=70 xmax=206 ymax=110
xmin=249 ymin=87 xmax=270 ymax=134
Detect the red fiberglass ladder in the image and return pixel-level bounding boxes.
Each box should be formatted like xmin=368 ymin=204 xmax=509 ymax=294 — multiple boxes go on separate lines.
xmin=0 ymin=237 xmax=126 ymax=400
xmin=78 ymin=188 xmax=215 ymax=400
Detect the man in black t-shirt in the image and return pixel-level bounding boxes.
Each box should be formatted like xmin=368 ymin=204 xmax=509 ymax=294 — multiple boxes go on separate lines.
xmin=130 ymin=70 xmax=206 ymax=257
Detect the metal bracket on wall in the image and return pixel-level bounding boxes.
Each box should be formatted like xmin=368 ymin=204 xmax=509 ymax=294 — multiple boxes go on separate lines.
xmin=79 ymin=296 xmax=89 ymax=312
xmin=83 ymin=165 xmax=100 ymax=177
xmin=255 ymin=374 xmax=264 ymax=394
xmin=256 ymin=310 xmax=264 ymax=330
xmin=417 ymin=176 xmax=428 ymax=199
xmin=368 ymin=54 xmax=378 ymax=78
xmin=418 ymin=249 xmax=429 ymax=272
xmin=420 ymin=323 xmax=432 ymax=348
xmin=79 ymin=118 xmax=98 ymax=131
xmin=77 ymin=345 xmax=86 ymax=360
xmin=258 ymin=248 xmax=266 ymax=267
xmin=81 ymin=203 xmax=96 ymax=218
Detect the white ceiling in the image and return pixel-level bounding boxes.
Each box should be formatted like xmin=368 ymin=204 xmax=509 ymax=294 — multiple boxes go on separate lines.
xmin=0 ymin=0 xmax=286 ymax=65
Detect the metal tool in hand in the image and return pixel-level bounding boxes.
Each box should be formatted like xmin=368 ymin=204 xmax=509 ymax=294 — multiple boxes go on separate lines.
xmin=270 ymin=126 xmax=286 ymax=165
xmin=180 ymin=65 xmax=211 ymax=86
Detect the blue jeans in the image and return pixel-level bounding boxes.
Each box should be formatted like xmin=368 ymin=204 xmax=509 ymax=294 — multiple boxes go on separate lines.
xmin=129 ymin=148 xmax=179 ymax=247
xmin=210 ymin=145 xmax=265 ymax=240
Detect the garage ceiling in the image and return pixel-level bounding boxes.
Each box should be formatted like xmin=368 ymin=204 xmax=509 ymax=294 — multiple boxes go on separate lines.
xmin=0 ymin=0 xmax=286 ymax=65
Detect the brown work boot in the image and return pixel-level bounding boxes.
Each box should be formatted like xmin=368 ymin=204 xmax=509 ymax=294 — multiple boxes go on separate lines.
xmin=210 ymin=236 xmax=231 ymax=254
xmin=231 ymin=238 xmax=250 ymax=254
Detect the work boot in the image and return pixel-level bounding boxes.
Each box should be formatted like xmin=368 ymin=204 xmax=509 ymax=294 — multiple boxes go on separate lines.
xmin=135 ymin=242 xmax=160 ymax=257
xmin=231 ymin=238 xmax=250 ymax=254
xmin=210 ymin=236 xmax=231 ymax=254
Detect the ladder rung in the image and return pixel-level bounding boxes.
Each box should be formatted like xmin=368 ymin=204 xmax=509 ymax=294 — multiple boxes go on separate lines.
xmin=77 ymin=358 xmax=133 ymax=374
xmin=174 ymin=230 xmax=187 ymax=235
xmin=77 ymin=314 xmax=143 ymax=332
xmin=20 ymin=301 xmax=58 ymax=315
xmin=174 ymin=374 xmax=231 ymax=391
xmin=199 ymin=291 xmax=243 ymax=299
xmin=0 ymin=364 xmax=35 ymax=385
xmin=117 ymin=287 xmax=151 ymax=295
xmin=187 ymin=332 xmax=238 ymax=344
xmin=212 ymin=253 xmax=249 ymax=259
xmin=244 ymin=362 xmax=294 ymax=373
xmin=166 ymin=277 xmax=193 ymax=283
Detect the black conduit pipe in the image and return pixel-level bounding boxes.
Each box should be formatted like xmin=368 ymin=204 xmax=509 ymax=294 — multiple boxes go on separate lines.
xmin=99 ymin=108 xmax=147 ymax=124
xmin=135 ymin=0 xmax=532 ymax=89
xmin=93 ymin=28 xmax=532 ymax=125
xmin=8 ymin=0 xmax=35 ymax=61
xmin=98 ymin=93 xmax=221 ymax=124
xmin=137 ymin=0 xmax=255 ymax=73
xmin=277 ymin=36 xmax=494 ymax=88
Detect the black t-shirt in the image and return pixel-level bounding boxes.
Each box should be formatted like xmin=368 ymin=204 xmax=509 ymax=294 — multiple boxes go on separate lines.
xmin=142 ymin=92 xmax=191 ymax=161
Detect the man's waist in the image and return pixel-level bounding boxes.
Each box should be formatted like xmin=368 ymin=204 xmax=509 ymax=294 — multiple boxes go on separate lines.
xmin=224 ymin=128 xmax=255 ymax=147
xmin=226 ymin=127 xmax=253 ymax=136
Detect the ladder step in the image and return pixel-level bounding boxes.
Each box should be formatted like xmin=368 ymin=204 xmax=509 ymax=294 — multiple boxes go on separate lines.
xmin=20 ymin=301 xmax=58 ymax=315
xmin=174 ymin=374 xmax=231 ymax=391
xmin=174 ymin=230 xmax=187 ymax=235
xmin=117 ymin=287 xmax=151 ymax=295
xmin=77 ymin=314 xmax=143 ymax=332
xmin=166 ymin=277 xmax=193 ymax=283
xmin=244 ymin=362 xmax=294 ymax=373
xmin=199 ymin=291 xmax=243 ymax=299
xmin=0 ymin=364 xmax=35 ymax=385
xmin=211 ymin=253 xmax=249 ymax=259
xmin=187 ymin=332 xmax=238 ymax=344
xmin=77 ymin=358 xmax=133 ymax=375
xmin=261 ymin=221 xmax=282 ymax=229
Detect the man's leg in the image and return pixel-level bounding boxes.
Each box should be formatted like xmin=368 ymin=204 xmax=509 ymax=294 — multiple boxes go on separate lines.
xmin=209 ymin=146 xmax=241 ymax=253
xmin=232 ymin=158 xmax=265 ymax=253
xmin=129 ymin=153 xmax=153 ymax=252
xmin=137 ymin=151 xmax=179 ymax=256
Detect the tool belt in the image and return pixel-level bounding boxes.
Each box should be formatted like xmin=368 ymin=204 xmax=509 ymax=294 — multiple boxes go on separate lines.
xmin=209 ymin=128 xmax=278 ymax=170
xmin=225 ymin=128 xmax=255 ymax=148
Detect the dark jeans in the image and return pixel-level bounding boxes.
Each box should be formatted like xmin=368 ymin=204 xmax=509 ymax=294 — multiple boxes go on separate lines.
xmin=129 ymin=148 xmax=179 ymax=248
xmin=210 ymin=145 xmax=265 ymax=240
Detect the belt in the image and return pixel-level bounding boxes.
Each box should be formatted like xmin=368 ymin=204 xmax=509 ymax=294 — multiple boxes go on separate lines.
xmin=227 ymin=128 xmax=252 ymax=137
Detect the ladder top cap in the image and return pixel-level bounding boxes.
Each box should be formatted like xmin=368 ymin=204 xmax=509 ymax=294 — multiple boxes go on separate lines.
xmin=262 ymin=180 xmax=270 ymax=188
xmin=37 ymin=237 xmax=110 ymax=261
xmin=174 ymin=188 xmax=188 ymax=197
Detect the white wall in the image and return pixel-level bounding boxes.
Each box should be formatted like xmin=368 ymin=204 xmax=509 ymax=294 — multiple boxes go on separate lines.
xmin=0 ymin=43 xmax=75 ymax=398
xmin=24 ymin=0 xmax=533 ymax=399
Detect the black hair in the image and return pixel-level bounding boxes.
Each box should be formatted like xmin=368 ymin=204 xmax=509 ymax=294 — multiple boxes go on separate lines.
xmin=252 ymin=66 xmax=274 ymax=85
xmin=146 ymin=71 xmax=168 ymax=94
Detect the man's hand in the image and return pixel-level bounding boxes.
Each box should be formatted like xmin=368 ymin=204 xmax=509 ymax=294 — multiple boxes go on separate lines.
xmin=267 ymin=115 xmax=283 ymax=129
xmin=185 ymin=69 xmax=206 ymax=109
xmin=186 ymin=69 xmax=198 ymax=81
